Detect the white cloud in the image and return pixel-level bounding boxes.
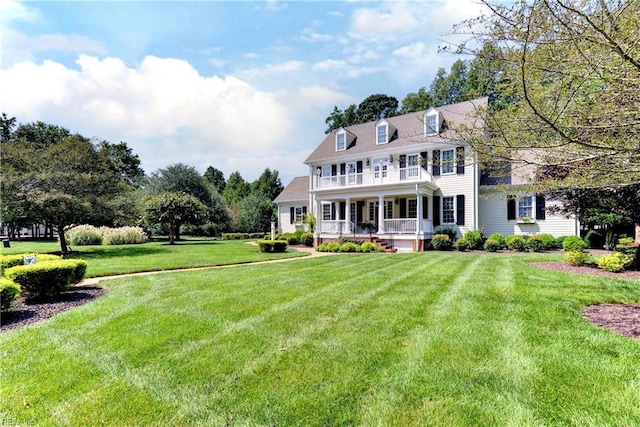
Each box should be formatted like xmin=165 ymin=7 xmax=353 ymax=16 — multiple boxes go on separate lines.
xmin=239 ymin=60 xmax=307 ymax=80
xmin=0 ymin=55 xmax=297 ymax=180
xmin=0 ymin=0 xmax=39 ymax=23
xmin=311 ymin=59 xmax=347 ymax=72
xmin=349 ymin=2 xmax=418 ymax=40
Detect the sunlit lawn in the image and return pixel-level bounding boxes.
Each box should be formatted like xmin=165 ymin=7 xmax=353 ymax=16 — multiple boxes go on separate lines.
xmin=1 ymin=250 xmax=640 ymax=425
xmin=1 ymin=238 xmax=307 ymax=277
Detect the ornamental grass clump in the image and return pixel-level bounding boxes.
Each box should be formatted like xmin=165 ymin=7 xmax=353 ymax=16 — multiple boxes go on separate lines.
xmin=66 ymin=225 xmax=103 ymax=246
xmin=102 ymin=226 xmax=148 ymax=245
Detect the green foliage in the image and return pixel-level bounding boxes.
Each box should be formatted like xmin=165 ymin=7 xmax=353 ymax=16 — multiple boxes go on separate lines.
xmin=435 ymin=227 xmax=458 ymax=240
xmin=360 ymin=242 xmax=379 ymax=252
xmin=5 ymin=259 xmax=87 ymax=298
xmin=339 ymin=242 xmax=358 ymax=253
xmin=618 ymin=237 xmax=635 ymax=245
xmin=325 ymin=94 xmax=399 ymax=133
xmin=563 ymin=236 xmax=587 ymax=252
xmin=525 ymin=234 xmax=546 ymax=252
xmin=487 ymin=233 xmax=506 ymax=249
xmin=300 ymin=232 xmax=314 ymax=247
xmin=584 ymin=230 xmax=604 ymax=249
xmin=235 ymin=193 xmax=276 ymax=234
xmin=483 ymin=238 xmax=501 ymax=252
xmin=142 ymin=192 xmax=209 ymax=244
xmin=0 ymin=277 xmax=20 ymax=311
xmin=67 ymin=225 xmax=103 ymax=246
xmin=0 ymin=253 xmax=62 ymax=275
xmin=102 ymin=227 xmax=148 ymax=245
xmin=596 ymin=252 xmax=632 ymax=273
xmin=317 ymin=242 xmax=341 ymax=252
xmin=463 ymin=230 xmax=484 ymax=249
xmin=565 ymin=250 xmax=588 ymax=266
xmin=221 ymin=233 xmax=265 ymax=240
xmin=257 ymin=240 xmax=288 ymax=253
xmin=431 ymin=234 xmax=452 ymax=250
xmin=279 ymin=232 xmax=299 ymax=245
xmin=539 ymin=234 xmax=559 ymax=250
xmin=453 ymin=238 xmax=470 ymax=251
xmin=505 ymin=235 xmax=526 ymax=252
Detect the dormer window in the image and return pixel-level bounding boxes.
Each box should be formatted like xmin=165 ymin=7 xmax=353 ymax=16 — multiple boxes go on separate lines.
xmin=336 ymin=131 xmax=346 ymax=151
xmin=424 ymin=108 xmax=441 ymax=136
xmin=377 ymin=124 xmax=388 ymax=144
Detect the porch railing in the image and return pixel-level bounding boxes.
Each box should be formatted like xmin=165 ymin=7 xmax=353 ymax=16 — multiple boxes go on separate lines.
xmin=317 ymin=167 xmax=432 ymax=190
xmin=320 ymin=219 xmax=433 ymax=235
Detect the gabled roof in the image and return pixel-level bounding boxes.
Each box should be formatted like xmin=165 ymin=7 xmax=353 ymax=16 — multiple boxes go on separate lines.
xmin=273 ymin=176 xmax=309 ymax=203
xmin=304 ymin=97 xmax=488 ymax=164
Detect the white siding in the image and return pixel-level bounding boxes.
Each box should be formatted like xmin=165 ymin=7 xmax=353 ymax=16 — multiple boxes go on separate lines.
xmin=277 ymin=202 xmax=308 ymax=234
xmin=479 ymin=189 xmax=579 ymax=237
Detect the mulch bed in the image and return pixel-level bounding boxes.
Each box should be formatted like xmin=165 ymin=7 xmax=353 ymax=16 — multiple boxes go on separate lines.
xmin=0 ymin=286 xmax=105 ymax=333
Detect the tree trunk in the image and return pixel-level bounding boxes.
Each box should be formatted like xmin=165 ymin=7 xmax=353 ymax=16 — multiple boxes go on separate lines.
xmin=169 ymin=223 xmax=176 ymax=245
xmin=58 ymin=226 xmax=69 ymax=254
xmin=605 ymin=227 xmax=616 ymax=251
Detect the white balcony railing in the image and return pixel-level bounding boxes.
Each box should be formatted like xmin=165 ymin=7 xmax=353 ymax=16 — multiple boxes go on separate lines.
xmin=320 ymin=219 xmax=433 ymax=235
xmin=316 ymin=167 xmax=432 ymax=190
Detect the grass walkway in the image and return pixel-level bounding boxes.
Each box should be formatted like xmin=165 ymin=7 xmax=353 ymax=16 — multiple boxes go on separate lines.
xmin=1 ymin=251 xmax=640 ymax=425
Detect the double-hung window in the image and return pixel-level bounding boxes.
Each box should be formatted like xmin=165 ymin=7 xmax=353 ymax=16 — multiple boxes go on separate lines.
xmin=322 ymin=203 xmax=332 ymax=221
xmin=426 ymin=114 xmax=438 ymax=135
xmin=442 ymin=149 xmax=455 ymax=174
xmin=408 ymin=199 xmax=417 ymax=218
xmin=407 ymin=154 xmax=419 ymax=178
xmin=377 ymin=124 xmax=388 ymax=144
xmin=336 ymin=132 xmax=346 ymax=151
xmin=518 ymin=196 xmax=533 ymax=219
xmin=442 ymin=197 xmax=455 ymax=223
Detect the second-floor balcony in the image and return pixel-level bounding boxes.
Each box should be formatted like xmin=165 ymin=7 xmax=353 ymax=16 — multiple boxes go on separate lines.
xmin=316 ymin=166 xmax=432 ymax=190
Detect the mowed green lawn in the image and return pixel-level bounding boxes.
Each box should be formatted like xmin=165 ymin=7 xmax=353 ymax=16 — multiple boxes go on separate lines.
xmin=1 ymin=239 xmax=307 ymax=277
xmin=1 ymin=250 xmax=640 ymax=425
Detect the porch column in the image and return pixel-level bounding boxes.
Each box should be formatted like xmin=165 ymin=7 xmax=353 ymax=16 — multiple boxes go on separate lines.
xmin=378 ymin=195 xmax=385 ymax=234
xmin=417 ymin=191 xmax=424 ymax=234
xmin=345 ymin=197 xmax=351 ymax=233
xmin=315 ymin=198 xmax=322 ymax=237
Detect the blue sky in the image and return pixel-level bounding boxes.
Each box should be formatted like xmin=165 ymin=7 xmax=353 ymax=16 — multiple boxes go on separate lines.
xmin=0 ymin=0 xmax=486 ymax=184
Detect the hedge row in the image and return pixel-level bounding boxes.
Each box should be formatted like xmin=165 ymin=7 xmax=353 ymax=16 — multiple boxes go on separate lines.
xmin=4 ymin=258 xmax=87 ymax=299
xmin=257 ymin=240 xmax=288 ymax=253
xmin=222 ymin=233 xmax=268 ymax=240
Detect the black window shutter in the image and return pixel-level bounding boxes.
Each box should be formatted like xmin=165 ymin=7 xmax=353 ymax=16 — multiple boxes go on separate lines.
xmin=433 ymin=150 xmax=441 ymax=176
xmin=456 ymin=195 xmax=465 ymax=225
xmin=422 ymin=197 xmax=429 ymax=219
xmin=356 ymin=161 xmax=363 ymax=173
xmin=433 ymin=196 xmax=441 ymax=227
xmin=339 ymin=201 xmax=346 ymax=220
xmin=331 ymin=203 xmax=336 ymax=220
xmin=302 ymin=206 xmax=307 ymax=215
xmin=356 ymin=201 xmax=364 ymax=224
xmin=340 ymin=163 xmax=346 ymax=175
xmin=290 ymin=207 xmax=295 ymax=224
xmin=331 ymin=164 xmax=337 ymax=176
xmin=399 ymin=198 xmax=407 ymax=218
xmin=536 ymin=195 xmax=546 ymax=220
xmin=507 ymin=197 xmax=516 ymax=220
xmin=420 ymin=152 xmax=428 ymax=170
xmin=456 ymin=147 xmax=465 ymax=175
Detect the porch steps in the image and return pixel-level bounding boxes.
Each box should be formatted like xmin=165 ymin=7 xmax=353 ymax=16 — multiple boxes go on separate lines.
xmin=372 ymin=238 xmax=397 ymax=253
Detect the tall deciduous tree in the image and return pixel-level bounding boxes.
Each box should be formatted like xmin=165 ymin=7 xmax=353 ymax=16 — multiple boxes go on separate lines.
xmin=98 ymin=141 xmax=145 ymax=187
xmin=399 ymin=87 xmax=434 ymax=114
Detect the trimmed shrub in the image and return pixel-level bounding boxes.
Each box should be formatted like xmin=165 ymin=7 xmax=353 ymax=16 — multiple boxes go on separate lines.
xmin=596 ymin=252 xmax=632 ymax=273
xmin=565 ymin=250 xmax=588 ymax=266
xmin=325 ymin=242 xmax=341 ymax=252
xmin=435 ymin=227 xmax=457 ymax=240
xmin=431 ymin=234 xmax=452 ymax=250
xmin=5 ymin=259 xmax=87 ymax=298
xmin=0 ymin=254 xmax=63 ymax=275
xmin=222 ymin=233 xmax=250 ymax=240
xmin=339 ymin=242 xmax=358 ymax=253
xmin=0 ymin=278 xmax=21 ymax=311
xmin=453 ymin=238 xmax=470 ymax=251
xmin=257 ymin=240 xmax=288 ymax=253
xmin=526 ymin=234 xmax=546 ymax=252
xmin=538 ymin=234 xmax=559 ymax=250
xmin=483 ymin=239 xmax=501 ymax=252
xmin=102 ymin=226 xmax=148 ymax=245
xmin=300 ymin=232 xmax=314 ymax=247
xmin=360 ymin=242 xmax=379 ymax=252
xmin=316 ymin=243 xmax=329 ymax=252
xmin=463 ymin=230 xmax=484 ymax=250
xmin=487 ymin=233 xmax=506 ymax=250
xmin=67 ymin=225 xmax=103 ymax=246
xmin=563 ymin=235 xmax=587 ymax=252
xmin=505 ymin=235 xmax=526 ymax=252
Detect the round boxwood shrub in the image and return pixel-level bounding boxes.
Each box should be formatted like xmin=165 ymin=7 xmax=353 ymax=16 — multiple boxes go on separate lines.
xmin=453 ymin=238 xmax=470 ymax=251
xmin=300 ymin=232 xmax=314 ymax=247
xmin=565 ymin=250 xmax=588 ymax=266
xmin=431 ymin=234 xmax=452 ymax=250
xmin=563 ymin=235 xmax=587 ymax=252
xmin=584 ymin=230 xmax=604 ymax=249
xmin=0 ymin=278 xmax=21 ymax=311
xmin=339 ymin=242 xmax=358 ymax=252
xmin=526 ymin=234 xmax=546 ymax=252
xmin=505 ymin=235 xmax=526 ymax=252
xmin=360 ymin=242 xmax=379 ymax=252
xmin=326 ymin=242 xmax=341 ymax=252
xmin=486 ymin=233 xmax=506 ymax=250
xmin=463 ymin=230 xmax=484 ymax=250
xmin=483 ymin=238 xmax=501 ymax=252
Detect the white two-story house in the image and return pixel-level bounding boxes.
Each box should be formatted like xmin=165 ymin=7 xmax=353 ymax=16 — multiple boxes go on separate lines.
xmin=275 ymin=97 xmax=579 ymax=251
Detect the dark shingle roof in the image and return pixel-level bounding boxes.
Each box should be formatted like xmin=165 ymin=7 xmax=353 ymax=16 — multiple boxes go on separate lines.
xmin=274 ymin=176 xmax=309 ymax=203
xmin=304 ymin=97 xmax=487 ymax=164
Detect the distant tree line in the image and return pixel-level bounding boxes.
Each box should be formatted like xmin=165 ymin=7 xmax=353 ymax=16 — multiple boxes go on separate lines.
xmin=0 ymin=114 xmax=283 ymax=253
